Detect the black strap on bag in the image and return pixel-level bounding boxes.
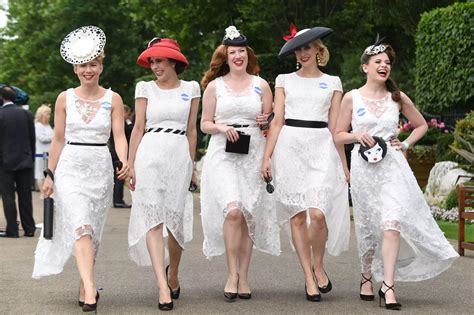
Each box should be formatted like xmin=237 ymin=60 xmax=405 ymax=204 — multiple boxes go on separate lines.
xmin=43 ymin=197 xmax=54 ymax=239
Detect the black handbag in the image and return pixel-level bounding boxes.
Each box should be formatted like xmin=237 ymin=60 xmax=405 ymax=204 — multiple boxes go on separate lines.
xmin=43 ymin=197 xmax=54 ymax=239
xmin=225 ymin=131 xmax=251 ymax=154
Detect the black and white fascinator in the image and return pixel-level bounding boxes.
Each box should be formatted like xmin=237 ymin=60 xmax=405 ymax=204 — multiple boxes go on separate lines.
xmin=364 ymin=33 xmax=387 ymax=56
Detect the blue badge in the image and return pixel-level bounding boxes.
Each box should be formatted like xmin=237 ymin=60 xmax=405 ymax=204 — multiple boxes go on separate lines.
xmin=101 ymin=101 xmax=112 ymax=110
xmin=356 ymin=108 xmax=366 ymax=116
xmin=319 ymin=82 xmax=328 ymax=89
xmin=181 ymin=93 xmax=190 ymax=101
xmin=254 ymin=86 xmax=262 ymax=94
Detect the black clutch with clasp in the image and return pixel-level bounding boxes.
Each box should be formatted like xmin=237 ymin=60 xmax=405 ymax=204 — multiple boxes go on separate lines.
xmin=43 ymin=197 xmax=54 ymax=240
xmin=225 ymin=131 xmax=251 ymax=154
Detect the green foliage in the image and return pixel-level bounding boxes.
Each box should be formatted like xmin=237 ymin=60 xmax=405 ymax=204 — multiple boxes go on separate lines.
xmin=436 ymin=219 xmax=474 ymax=240
xmin=415 ymin=2 xmax=474 ymax=112
xmin=443 ymin=188 xmax=459 ymax=210
xmin=449 ymin=111 xmax=474 ymax=171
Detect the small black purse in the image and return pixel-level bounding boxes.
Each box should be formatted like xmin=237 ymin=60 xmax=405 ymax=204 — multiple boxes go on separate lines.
xmin=43 ymin=197 xmax=54 ymax=240
xmin=225 ymin=131 xmax=251 ymax=154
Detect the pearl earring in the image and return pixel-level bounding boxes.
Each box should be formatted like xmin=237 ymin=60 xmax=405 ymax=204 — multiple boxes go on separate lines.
xmin=296 ymin=61 xmax=301 ymax=70
xmin=316 ymin=53 xmax=322 ymax=66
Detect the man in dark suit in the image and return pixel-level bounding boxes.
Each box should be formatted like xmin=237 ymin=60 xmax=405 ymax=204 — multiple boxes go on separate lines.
xmin=0 ymin=85 xmax=36 ymax=237
xmin=109 ymin=104 xmax=133 ymax=208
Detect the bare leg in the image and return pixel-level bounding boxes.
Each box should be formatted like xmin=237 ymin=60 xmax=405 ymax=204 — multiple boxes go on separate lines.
xmin=74 ymin=233 xmax=96 ymax=304
xmin=381 ymin=229 xmax=400 ymax=304
xmin=238 ymin=215 xmax=253 ymax=294
xmin=308 ymin=208 xmax=329 ymax=287
xmin=223 ymin=205 xmax=242 ymax=293
xmin=167 ymin=230 xmax=183 ymax=291
xmin=290 ymin=211 xmax=318 ymax=295
xmin=146 ymin=224 xmax=171 ymax=304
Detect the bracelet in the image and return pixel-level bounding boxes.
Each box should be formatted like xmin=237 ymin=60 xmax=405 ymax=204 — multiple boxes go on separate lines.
xmin=401 ymin=141 xmax=410 ymax=151
xmin=43 ymin=168 xmax=55 ymax=182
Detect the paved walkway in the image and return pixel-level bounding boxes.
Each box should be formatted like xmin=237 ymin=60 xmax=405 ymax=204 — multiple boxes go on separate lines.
xmin=0 ymin=190 xmax=473 ymax=314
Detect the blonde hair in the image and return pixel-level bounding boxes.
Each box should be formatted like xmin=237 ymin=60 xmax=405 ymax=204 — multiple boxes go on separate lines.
xmin=73 ymin=50 xmax=105 ymax=69
xmin=313 ymin=39 xmax=330 ymax=66
xmin=35 ymin=104 xmax=51 ymax=123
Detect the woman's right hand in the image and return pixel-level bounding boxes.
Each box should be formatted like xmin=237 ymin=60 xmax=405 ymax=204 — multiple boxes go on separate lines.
xmin=129 ymin=168 xmax=136 ymax=191
xmin=353 ymin=131 xmax=375 ymax=147
xmin=217 ymin=125 xmax=240 ymax=143
xmin=261 ymin=158 xmax=272 ymax=181
xmin=42 ymin=176 xmax=54 ymax=197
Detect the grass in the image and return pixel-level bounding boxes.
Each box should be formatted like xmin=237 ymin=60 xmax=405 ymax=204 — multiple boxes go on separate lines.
xmin=436 ymin=219 xmax=474 ymax=241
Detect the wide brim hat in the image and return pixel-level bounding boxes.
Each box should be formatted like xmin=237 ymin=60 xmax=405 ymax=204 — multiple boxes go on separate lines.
xmin=137 ymin=38 xmax=189 ymax=71
xmin=60 ymin=26 xmax=106 ymax=64
xmin=278 ymin=27 xmax=333 ymax=58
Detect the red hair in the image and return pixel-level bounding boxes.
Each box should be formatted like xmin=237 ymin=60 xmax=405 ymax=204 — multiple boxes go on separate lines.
xmin=201 ymin=45 xmax=260 ymax=89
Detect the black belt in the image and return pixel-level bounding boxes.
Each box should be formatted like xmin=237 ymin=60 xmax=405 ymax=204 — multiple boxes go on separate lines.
xmin=67 ymin=141 xmax=107 ymax=146
xmin=227 ymin=124 xmax=250 ymax=128
xmin=146 ymin=127 xmax=186 ymax=135
xmin=285 ymin=119 xmax=328 ymax=128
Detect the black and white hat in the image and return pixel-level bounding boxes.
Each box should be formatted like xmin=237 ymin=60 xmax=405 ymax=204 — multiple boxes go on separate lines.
xmin=278 ymin=23 xmax=333 ymax=58
xmin=222 ymin=24 xmax=248 ymax=46
xmin=363 ymin=33 xmax=387 ymax=56
xmin=60 ymin=26 xmax=106 ymax=64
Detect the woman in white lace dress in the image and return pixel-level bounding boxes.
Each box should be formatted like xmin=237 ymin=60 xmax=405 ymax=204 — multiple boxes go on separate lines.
xmin=32 ymin=26 xmax=129 ymax=313
xmin=261 ymin=25 xmax=350 ymax=302
xmin=334 ymin=38 xmax=458 ymax=310
xmin=127 ymin=37 xmax=199 ymax=311
xmin=34 ymin=104 xmax=53 ymax=194
xmin=200 ymin=25 xmax=280 ymax=301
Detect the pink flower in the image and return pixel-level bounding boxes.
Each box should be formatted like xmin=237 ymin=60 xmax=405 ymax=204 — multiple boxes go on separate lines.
xmin=438 ymin=122 xmax=445 ymax=129
xmin=430 ymin=118 xmax=438 ymax=126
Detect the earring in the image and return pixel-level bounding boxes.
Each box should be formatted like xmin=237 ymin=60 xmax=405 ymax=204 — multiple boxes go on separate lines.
xmin=296 ymin=61 xmax=300 ymax=70
xmin=316 ymin=53 xmax=322 ymax=66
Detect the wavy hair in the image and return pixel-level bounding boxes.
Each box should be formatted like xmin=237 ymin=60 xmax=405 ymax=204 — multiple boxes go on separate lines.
xmin=35 ymin=104 xmax=51 ymax=123
xmin=360 ymin=44 xmax=401 ymax=103
xmin=313 ymin=39 xmax=330 ymax=66
xmin=201 ymin=45 xmax=260 ymax=89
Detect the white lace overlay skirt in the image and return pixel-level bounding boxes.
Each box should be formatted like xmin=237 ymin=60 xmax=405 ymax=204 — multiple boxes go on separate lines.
xmin=272 ymin=126 xmax=350 ymax=256
xmin=200 ymin=128 xmax=281 ymax=258
xmin=32 ymin=145 xmax=113 ymax=278
xmin=350 ymin=146 xmax=459 ymax=282
xmin=128 ymin=133 xmax=193 ymax=266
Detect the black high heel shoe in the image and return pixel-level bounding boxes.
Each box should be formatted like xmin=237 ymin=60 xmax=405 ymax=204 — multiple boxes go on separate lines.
xmin=360 ymin=274 xmax=375 ymax=301
xmin=82 ymin=291 xmax=99 ymax=313
xmin=224 ymin=274 xmax=239 ymax=302
xmin=305 ymin=283 xmax=321 ymax=302
xmin=313 ymin=267 xmax=332 ymax=294
xmin=165 ymin=265 xmax=181 ymax=299
xmin=378 ymin=281 xmax=402 ymax=310
xmin=158 ymin=300 xmax=174 ymax=311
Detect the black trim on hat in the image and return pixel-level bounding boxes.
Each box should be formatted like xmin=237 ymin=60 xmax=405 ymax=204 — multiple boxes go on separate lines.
xmin=278 ymin=27 xmax=333 ymax=58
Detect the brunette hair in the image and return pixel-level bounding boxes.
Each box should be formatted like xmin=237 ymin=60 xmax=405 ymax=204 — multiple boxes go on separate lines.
xmin=200 ymin=45 xmax=260 ymax=89
xmin=360 ymin=44 xmax=401 ymax=103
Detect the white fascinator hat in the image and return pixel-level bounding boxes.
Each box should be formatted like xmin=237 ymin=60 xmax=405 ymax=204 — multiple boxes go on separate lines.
xmin=60 ymin=26 xmax=106 ymax=64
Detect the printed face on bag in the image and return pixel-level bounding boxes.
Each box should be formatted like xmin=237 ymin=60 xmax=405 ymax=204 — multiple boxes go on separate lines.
xmin=363 ymin=53 xmax=391 ymax=82
xmin=362 ymin=143 xmax=384 ymax=163
xmin=74 ymin=60 xmax=103 ymax=84
xmin=227 ymin=46 xmax=248 ymax=71
xmin=149 ymin=57 xmax=176 ymax=80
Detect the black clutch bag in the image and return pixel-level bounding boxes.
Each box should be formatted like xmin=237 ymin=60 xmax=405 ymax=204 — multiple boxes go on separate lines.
xmin=225 ymin=131 xmax=251 ymax=154
xmin=43 ymin=197 xmax=54 ymax=240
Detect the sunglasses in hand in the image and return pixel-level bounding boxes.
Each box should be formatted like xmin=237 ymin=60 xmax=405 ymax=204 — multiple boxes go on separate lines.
xmin=264 ymin=176 xmax=275 ymax=194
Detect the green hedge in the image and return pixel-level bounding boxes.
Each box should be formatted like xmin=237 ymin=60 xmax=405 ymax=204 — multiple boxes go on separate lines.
xmin=415 ymin=2 xmax=473 ymax=112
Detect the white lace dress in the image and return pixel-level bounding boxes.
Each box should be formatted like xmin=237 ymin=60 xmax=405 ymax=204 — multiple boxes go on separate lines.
xmin=32 ymin=88 xmax=114 ymax=278
xmin=272 ymin=72 xmax=350 ymax=256
xmin=200 ymin=76 xmax=281 ymax=258
xmin=349 ymin=89 xmax=459 ymax=281
xmin=128 ymin=80 xmax=199 ymax=266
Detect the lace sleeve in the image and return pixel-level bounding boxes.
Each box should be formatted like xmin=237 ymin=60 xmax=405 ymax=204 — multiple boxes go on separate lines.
xmin=135 ymin=81 xmax=148 ymax=99
xmin=275 ymin=74 xmax=285 ymax=88
xmin=190 ymin=81 xmax=201 ymax=99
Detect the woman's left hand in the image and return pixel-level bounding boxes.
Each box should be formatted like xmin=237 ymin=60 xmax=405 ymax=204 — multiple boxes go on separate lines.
xmin=116 ymin=161 xmax=129 ymax=180
xmin=390 ymin=138 xmax=405 ymax=151
xmin=343 ymin=166 xmax=350 ymax=183
xmin=256 ymin=113 xmax=270 ymax=127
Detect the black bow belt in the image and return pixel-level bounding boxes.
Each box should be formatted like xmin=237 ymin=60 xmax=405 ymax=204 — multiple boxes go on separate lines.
xmin=146 ymin=127 xmax=186 ymax=135
xmin=285 ymin=119 xmax=328 ymax=128
xmin=67 ymin=141 xmax=107 ymax=146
